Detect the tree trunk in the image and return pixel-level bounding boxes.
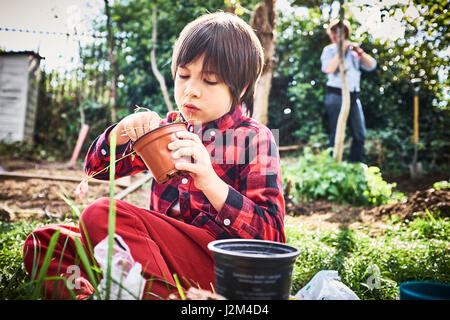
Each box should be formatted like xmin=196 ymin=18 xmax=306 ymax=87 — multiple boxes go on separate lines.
xmin=150 ymin=0 xmax=174 ymax=112
xmin=105 ymin=0 xmax=118 ymax=123
xmin=253 ymin=71 xmax=272 ymax=123
xmin=332 ymin=0 xmax=351 ymax=163
xmin=250 ymin=0 xmax=276 ymax=125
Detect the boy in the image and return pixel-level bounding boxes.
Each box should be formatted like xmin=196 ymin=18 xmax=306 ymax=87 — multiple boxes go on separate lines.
xmin=23 ymin=12 xmax=285 ymax=300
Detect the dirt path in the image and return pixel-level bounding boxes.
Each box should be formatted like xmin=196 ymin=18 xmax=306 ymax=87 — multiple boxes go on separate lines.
xmin=0 ymin=160 xmax=151 ymax=222
xmin=284 ymin=200 xmax=392 ymax=235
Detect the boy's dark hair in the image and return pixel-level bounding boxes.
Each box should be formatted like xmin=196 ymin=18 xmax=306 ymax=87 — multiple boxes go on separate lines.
xmin=171 ymin=12 xmax=264 ymax=117
xmin=327 ymin=19 xmax=351 ymax=40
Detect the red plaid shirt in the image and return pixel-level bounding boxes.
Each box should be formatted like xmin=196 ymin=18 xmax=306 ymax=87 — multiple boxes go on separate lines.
xmin=84 ymin=105 xmax=285 ymax=242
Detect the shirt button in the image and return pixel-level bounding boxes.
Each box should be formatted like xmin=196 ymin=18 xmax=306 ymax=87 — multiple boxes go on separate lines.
xmin=223 ymin=218 xmax=231 ymax=226
xmin=101 ymin=148 xmax=107 ymax=156
xmin=181 ymin=177 xmax=188 ymax=184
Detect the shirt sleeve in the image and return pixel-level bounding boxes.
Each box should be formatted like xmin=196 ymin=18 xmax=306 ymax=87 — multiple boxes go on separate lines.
xmin=321 ymin=45 xmax=336 ymax=74
xmin=84 ymin=111 xmax=182 ymax=180
xmin=84 ymin=124 xmax=146 ymax=180
xmin=214 ymin=126 xmax=286 ymax=242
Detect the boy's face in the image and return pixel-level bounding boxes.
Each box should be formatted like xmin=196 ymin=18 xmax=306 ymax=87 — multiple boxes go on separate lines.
xmin=174 ymin=54 xmax=233 ymax=124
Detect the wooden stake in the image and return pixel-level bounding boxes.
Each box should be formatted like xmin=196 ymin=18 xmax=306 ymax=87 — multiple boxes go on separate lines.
xmin=0 ymin=171 xmax=130 ymax=187
xmin=115 ymin=174 xmax=153 ymax=200
xmin=68 ymin=124 xmax=89 ymax=168
xmin=333 ymin=1 xmax=351 ymax=163
xmin=413 ymin=95 xmax=419 ymax=144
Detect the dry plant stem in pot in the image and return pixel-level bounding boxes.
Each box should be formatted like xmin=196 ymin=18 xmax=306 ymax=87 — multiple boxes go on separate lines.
xmin=132 ymin=122 xmax=189 ymax=184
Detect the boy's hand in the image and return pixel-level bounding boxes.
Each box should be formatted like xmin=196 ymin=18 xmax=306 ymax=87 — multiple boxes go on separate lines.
xmin=109 ymin=111 xmax=161 ymax=145
xmin=168 ymin=130 xmax=218 ymax=191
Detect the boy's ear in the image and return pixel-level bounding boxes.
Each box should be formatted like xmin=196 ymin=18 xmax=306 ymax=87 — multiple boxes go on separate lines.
xmin=240 ymin=84 xmax=249 ymax=99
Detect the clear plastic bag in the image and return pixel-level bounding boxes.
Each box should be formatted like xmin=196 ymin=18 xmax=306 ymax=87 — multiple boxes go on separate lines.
xmin=294 ymin=270 xmax=360 ymax=300
xmin=93 ymin=233 xmax=146 ymax=300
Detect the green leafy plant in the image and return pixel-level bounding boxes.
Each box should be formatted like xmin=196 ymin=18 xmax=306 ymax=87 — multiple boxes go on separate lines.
xmin=287 ymin=209 xmax=450 ymax=300
xmin=282 ymin=148 xmax=405 ymax=206
xmin=433 ymin=180 xmax=450 ymax=190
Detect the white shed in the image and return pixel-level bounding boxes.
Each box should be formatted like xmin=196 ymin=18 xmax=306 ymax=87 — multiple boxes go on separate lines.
xmin=0 ymin=51 xmax=43 ymax=143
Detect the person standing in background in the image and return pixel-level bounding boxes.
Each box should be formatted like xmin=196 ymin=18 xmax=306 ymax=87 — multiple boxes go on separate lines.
xmin=321 ymin=19 xmax=377 ymax=163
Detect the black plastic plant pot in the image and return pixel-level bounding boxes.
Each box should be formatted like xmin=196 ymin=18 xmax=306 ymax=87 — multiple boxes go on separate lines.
xmin=207 ymin=239 xmax=300 ymax=300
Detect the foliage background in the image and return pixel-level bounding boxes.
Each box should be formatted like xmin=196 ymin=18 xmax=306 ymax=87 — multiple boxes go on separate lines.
xmin=25 ymin=0 xmax=449 ymax=173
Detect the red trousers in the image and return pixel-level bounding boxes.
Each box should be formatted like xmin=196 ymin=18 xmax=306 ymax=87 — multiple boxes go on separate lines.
xmin=23 ymin=197 xmax=216 ymax=299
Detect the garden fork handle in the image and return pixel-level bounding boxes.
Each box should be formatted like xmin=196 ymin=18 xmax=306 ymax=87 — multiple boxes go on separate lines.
xmin=413 ymin=95 xmax=419 ymax=144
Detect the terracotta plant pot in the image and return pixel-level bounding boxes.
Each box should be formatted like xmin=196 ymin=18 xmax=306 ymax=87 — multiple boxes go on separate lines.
xmin=132 ymin=122 xmax=188 ymax=184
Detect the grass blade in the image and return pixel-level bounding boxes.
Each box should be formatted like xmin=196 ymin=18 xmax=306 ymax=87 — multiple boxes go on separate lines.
xmin=210 ymin=282 xmax=216 ymax=295
xmin=173 ymin=273 xmax=185 ymax=300
xmin=73 ymin=237 xmax=99 ymax=298
xmin=31 ymin=230 xmax=60 ymax=299
xmin=51 ymin=234 xmax=71 ymax=299
xmin=424 ymin=207 xmax=437 ymax=223
xmin=57 ymin=191 xmax=81 ymax=219
xmin=106 ymin=131 xmax=117 ymax=300
xmin=78 ymin=218 xmax=102 ymax=284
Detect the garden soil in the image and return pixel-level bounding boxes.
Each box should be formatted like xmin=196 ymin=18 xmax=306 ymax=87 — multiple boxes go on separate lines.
xmin=0 ymin=160 xmax=448 ymax=235
xmin=0 ymin=160 xmax=150 ymax=222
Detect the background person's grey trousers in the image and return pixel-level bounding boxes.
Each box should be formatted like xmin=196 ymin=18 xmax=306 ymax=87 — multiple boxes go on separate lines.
xmin=325 ymin=92 xmax=367 ymax=163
